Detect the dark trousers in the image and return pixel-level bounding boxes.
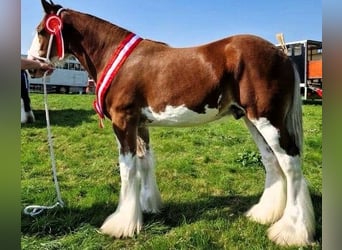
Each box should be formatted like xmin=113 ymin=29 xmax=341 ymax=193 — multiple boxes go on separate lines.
xmin=21 ymin=70 xmax=31 ymax=112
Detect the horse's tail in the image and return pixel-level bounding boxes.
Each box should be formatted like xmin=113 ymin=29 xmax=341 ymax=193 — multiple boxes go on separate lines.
xmin=286 ymin=63 xmax=303 ymax=154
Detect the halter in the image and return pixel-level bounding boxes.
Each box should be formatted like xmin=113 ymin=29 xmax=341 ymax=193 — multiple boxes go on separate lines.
xmin=29 ymin=8 xmax=66 ymax=63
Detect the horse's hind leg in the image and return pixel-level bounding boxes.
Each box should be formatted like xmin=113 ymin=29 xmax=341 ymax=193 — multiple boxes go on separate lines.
xmin=244 ymin=118 xmax=286 ymax=224
xmin=249 ymin=117 xmax=315 ymax=246
xmin=136 ymin=126 xmax=162 ymax=213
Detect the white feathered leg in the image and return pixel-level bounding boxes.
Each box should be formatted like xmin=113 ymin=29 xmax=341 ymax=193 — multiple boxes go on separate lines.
xmin=267 ymin=154 xmax=315 ymax=246
xmin=252 ymin=118 xmax=315 ymax=246
xmin=101 ymin=153 xmax=142 ymax=238
xmin=244 ymin=118 xmax=286 ymax=224
xmin=137 ymin=149 xmax=162 ymax=213
xmin=21 ymin=99 xmax=35 ymax=123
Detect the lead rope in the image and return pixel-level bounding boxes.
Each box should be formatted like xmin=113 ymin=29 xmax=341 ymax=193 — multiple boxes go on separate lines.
xmin=23 ymin=70 xmax=64 ymax=216
xmin=24 ymin=8 xmax=66 ymax=216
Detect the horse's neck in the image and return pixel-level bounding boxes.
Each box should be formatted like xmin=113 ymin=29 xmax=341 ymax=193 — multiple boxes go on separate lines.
xmin=65 ymin=10 xmax=131 ymax=81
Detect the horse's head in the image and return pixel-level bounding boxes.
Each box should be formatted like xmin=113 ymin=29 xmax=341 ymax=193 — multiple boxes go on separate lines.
xmin=27 ymin=0 xmax=69 ymax=77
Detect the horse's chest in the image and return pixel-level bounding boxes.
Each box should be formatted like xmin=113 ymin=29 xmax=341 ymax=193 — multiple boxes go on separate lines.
xmin=141 ymin=105 xmax=221 ymax=127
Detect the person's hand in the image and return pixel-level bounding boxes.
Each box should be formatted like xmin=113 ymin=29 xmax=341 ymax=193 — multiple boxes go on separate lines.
xmin=39 ymin=62 xmax=54 ymax=74
xmin=29 ymin=61 xmax=54 ymax=78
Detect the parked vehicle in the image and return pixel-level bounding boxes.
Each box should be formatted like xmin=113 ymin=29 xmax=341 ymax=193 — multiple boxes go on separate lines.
xmin=277 ymin=40 xmax=322 ymax=100
xmin=22 ymin=55 xmax=89 ymax=94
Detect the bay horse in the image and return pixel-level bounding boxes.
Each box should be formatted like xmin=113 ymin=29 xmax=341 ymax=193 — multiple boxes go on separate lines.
xmin=27 ymin=0 xmax=315 ymax=246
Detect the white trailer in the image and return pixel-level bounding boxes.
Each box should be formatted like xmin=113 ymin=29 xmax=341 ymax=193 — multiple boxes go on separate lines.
xmin=25 ymin=55 xmax=89 ymax=94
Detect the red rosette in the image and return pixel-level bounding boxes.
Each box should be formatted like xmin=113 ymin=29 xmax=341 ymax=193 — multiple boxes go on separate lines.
xmin=45 ymin=14 xmax=64 ymax=59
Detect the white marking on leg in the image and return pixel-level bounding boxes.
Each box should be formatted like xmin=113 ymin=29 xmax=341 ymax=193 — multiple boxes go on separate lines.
xmin=21 ymin=99 xmax=35 ymax=123
xmin=101 ymin=153 xmax=142 ymax=238
xmin=267 ymin=154 xmax=315 ymax=246
xmin=21 ymin=99 xmax=27 ymax=123
xmin=244 ymin=118 xmax=286 ymax=224
xmin=251 ymin=117 xmax=315 ymax=246
xmin=137 ymin=149 xmax=162 ymax=213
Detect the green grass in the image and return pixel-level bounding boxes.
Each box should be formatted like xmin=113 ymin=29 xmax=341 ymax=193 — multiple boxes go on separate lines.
xmin=21 ymin=94 xmax=322 ymax=249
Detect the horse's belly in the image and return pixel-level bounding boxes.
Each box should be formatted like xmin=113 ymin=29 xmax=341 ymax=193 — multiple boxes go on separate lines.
xmin=141 ymin=105 xmax=221 ymax=127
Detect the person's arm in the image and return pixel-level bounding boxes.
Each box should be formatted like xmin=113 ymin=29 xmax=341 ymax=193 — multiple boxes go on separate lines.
xmin=21 ymin=58 xmax=52 ymax=70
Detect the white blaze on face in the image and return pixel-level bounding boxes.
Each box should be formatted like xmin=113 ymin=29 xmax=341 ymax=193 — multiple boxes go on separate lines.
xmin=141 ymin=104 xmax=220 ymax=126
xmin=27 ymin=32 xmax=41 ymax=60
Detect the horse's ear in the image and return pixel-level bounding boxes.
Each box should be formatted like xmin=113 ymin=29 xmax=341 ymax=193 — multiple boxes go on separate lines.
xmin=41 ymin=0 xmax=54 ymax=13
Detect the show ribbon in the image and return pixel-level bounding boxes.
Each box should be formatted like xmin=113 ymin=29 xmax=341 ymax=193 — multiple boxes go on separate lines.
xmin=45 ymin=14 xmax=64 ymax=60
xmin=93 ymin=33 xmax=142 ymax=128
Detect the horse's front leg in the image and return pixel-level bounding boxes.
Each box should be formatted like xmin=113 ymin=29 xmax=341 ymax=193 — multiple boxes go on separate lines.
xmin=100 ymin=120 xmax=142 ymax=238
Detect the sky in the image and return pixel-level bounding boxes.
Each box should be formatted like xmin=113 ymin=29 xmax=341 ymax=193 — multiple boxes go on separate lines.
xmin=21 ymin=0 xmax=322 ymax=55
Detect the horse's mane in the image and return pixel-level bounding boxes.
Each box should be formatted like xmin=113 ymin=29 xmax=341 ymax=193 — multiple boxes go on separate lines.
xmin=48 ymin=2 xmax=169 ymax=48
xmin=65 ymin=9 xmax=129 ymax=38
xmin=66 ymin=9 xmax=171 ymax=49
xmin=144 ymin=39 xmax=169 ymax=47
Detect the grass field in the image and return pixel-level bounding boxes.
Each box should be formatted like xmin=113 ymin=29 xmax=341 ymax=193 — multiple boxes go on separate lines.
xmin=21 ymin=93 xmax=322 ymax=249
